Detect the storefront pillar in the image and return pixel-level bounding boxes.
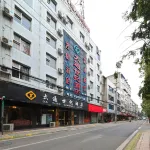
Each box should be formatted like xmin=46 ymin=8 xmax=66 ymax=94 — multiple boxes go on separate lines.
xmin=71 ymin=110 xmax=74 ymax=125
xmin=55 ymin=108 xmax=59 ymax=127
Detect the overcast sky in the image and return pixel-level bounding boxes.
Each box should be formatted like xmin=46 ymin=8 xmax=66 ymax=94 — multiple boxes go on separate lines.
xmin=76 ymin=0 xmax=142 ymax=107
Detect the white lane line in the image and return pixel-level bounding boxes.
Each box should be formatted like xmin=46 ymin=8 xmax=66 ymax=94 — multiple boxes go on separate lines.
xmin=2 ymin=128 xmax=104 ymax=150
xmin=116 ymin=121 xmax=145 ymax=150
xmin=81 ymin=135 xmax=102 ymax=143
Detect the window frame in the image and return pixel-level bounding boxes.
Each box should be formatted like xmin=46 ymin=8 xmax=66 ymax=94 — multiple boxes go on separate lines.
xmin=46 ymin=53 xmax=56 ymax=69
xmin=47 ymin=12 xmax=57 ymax=29
xmin=46 ymin=74 xmax=57 ymax=89
xmin=80 ymin=32 xmax=84 ymax=43
xmin=13 ymin=33 xmax=31 ymax=55
xmin=14 ymin=6 xmax=32 ymax=31
xmin=46 ymin=32 xmax=57 ymax=48
xmin=12 ymin=61 xmax=30 ymax=81
xmin=67 ymin=16 xmax=73 ymax=29
xmin=47 ymin=0 xmax=57 ymax=11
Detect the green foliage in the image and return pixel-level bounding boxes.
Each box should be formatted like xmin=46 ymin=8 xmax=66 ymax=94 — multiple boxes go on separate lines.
xmin=124 ymin=0 xmax=150 ymax=116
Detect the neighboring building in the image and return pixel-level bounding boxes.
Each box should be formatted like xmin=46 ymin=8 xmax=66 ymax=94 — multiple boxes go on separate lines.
xmin=0 ymin=0 xmax=103 ymax=129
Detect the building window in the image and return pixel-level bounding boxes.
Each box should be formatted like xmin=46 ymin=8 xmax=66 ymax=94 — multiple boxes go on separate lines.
xmin=46 ymin=32 xmax=56 ymax=48
xmin=90 ymin=81 xmax=93 ymax=89
xmin=46 ymin=75 xmax=56 ymax=89
xmin=97 ymin=53 xmax=100 ymax=61
xmin=46 ymin=53 xmax=56 ymax=69
xmin=67 ymin=16 xmax=73 ymax=29
xmin=117 ymin=107 xmax=120 ymax=111
xmin=14 ymin=6 xmax=31 ymax=31
xmin=108 ymin=86 xmax=114 ymax=93
xmin=47 ymin=0 xmax=57 ymax=11
xmin=89 ymin=43 xmax=93 ymax=52
xmin=97 ymin=75 xmax=100 ymax=81
xmin=80 ymin=32 xmax=84 ymax=43
xmin=97 ymin=85 xmax=100 ymax=92
xmin=90 ymin=68 xmax=93 ymax=76
xmin=12 ymin=61 xmax=30 ymax=81
xmin=97 ymin=96 xmax=100 ymax=103
xmin=90 ymin=56 xmax=93 ymax=64
xmin=13 ymin=33 xmax=30 ymax=55
xmin=108 ymin=95 xmax=114 ymax=101
xmin=97 ymin=64 xmax=100 ymax=70
xmin=47 ymin=12 xmax=56 ymax=29
xmin=109 ymin=104 xmax=114 ymax=110
xmin=89 ymin=93 xmax=93 ymax=101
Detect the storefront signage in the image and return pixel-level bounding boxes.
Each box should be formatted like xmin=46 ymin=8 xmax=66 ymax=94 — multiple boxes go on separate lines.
xmin=0 ymin=81 xmax=88 ymax=110
xmin=88 ymin=104 xmax=104 ymax=113
xmin=63 ymin=31 xmax=87 ymax=101
xmin=25 ymin=91 xmax=36 ymax=101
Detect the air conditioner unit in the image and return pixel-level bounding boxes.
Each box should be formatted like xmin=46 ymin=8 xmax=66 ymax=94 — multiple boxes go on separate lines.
xmin=88 ymin=85 xmax=90 ymax=89
xmin=58 ymin=68 xmax=63 ymax=74
xmin=62 ymin=16 xmax=68 ymax=24
xmin=88 ymin=71 xmax=90 ymax=76
xmin=3 ymin=124 xmax=14 ymax=131
xmin=58 ymin=11 xmax=63 ymax=19
xmin=1 ymin=36 xmax=12 ymax=49
xmin=49 ymin=122 xmax=55 ymax=127
xmin=3 ymin=7 xmax=13 ymax=20
xmin=57 ymin=29 xmax=63 ymax=37
xmin=88 ymin=58 xmax=90 ymax=63
xmin=58 ymin=48 xmax=63 ymax=55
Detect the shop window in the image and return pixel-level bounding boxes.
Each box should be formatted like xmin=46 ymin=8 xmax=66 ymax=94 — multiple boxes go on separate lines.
xmin=14 ymin=6 xmax=31 ymax=30
xmin=46 ymin=75 xmax=56 ymax=89
xmin=47 ymin=12 xmax=57 ymax=29
xmin=13 ymin=33 xmax=30 ymax=55
xmin=12 ymin=61 xmax=30 ymax=81
xmin=46 ymin=32 xmax=56 ymax=48
xmin=46 ymin=53 xmax=56 ymax=69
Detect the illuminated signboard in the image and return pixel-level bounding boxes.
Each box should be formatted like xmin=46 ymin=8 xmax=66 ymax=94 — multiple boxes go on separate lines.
xmin=63 ymin=31 xmax=87 ymax=101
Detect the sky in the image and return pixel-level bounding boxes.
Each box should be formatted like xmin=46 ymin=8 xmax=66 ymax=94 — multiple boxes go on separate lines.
xmin=73 ymin=0 xmax=142 ymax=107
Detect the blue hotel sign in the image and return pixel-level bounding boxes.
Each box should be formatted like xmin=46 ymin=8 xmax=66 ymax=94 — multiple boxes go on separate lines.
xmin=63 ymin=31 xmax=87 ymax=101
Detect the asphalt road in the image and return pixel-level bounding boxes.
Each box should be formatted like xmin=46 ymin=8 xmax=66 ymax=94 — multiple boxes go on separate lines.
xmin=0 ymin=120 xmax=144 ymax=150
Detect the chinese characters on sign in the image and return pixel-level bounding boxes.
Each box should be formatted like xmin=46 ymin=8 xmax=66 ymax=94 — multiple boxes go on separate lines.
xmin=64 ymin=31 xmax=87 ymax=101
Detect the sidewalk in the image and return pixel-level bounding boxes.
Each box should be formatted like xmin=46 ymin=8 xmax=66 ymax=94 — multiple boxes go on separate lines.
xmin=135 ymin=130 xmax=150 ymax=150
xmin=0 ymin=121 xmax=126 ymax=141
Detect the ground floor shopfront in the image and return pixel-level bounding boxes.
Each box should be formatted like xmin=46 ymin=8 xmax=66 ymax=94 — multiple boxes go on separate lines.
xmin=0 ymin=81 xmax=89 ymax=130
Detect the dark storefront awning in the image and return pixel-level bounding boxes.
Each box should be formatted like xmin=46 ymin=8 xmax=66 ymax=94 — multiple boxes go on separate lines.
xmin=0 ymin=81 xmax=88 ymax=111
xmin=88 ymin=104 xmax=104 ymax=113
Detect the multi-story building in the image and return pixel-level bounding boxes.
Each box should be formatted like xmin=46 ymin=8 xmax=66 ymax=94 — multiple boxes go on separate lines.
xmin=0 ymin=0 xmax=103 ymax=129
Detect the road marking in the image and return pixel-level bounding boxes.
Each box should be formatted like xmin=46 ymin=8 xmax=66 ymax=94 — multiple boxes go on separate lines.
xmin=81 ymin=135 xmax=102 ymax=143
xmin=116 ymin=121 xmax=145 ymax=150
xmin=2 ymin=128 xmax=105 ymax=150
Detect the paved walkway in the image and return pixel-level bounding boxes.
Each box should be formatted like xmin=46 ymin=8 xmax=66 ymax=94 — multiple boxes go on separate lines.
xmin=0 ymin=121 xmax=125 ymax=141
xmin=136 ymin=130 xmax=150 ymax=150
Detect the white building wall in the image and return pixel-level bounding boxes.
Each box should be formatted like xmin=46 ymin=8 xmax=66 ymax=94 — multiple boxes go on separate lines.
xmin=0 ymin=0 xmax=101 ymax=105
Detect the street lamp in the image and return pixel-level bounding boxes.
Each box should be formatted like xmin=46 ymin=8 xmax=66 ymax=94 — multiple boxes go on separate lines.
xmin=0 ymin=96 xmax=5 ymax=135
xmin=114 ymin=61 xmax=122 ymax=123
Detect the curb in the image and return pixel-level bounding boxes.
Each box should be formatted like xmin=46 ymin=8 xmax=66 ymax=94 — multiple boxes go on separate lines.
xmin=116 ymin=130 xmax=139 ymax=150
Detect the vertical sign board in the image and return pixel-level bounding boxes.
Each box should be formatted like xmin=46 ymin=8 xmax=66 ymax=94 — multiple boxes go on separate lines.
xmin=63 ymin=31 xmax=87 ymax=101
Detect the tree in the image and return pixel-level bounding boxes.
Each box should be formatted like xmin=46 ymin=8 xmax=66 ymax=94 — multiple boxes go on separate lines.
xmin=122 ymin=0 xmax=150 ymax=117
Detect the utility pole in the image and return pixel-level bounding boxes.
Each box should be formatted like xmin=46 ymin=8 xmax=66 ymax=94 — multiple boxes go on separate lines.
xmin=1 ymin=96 xmax=5 ymax=135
